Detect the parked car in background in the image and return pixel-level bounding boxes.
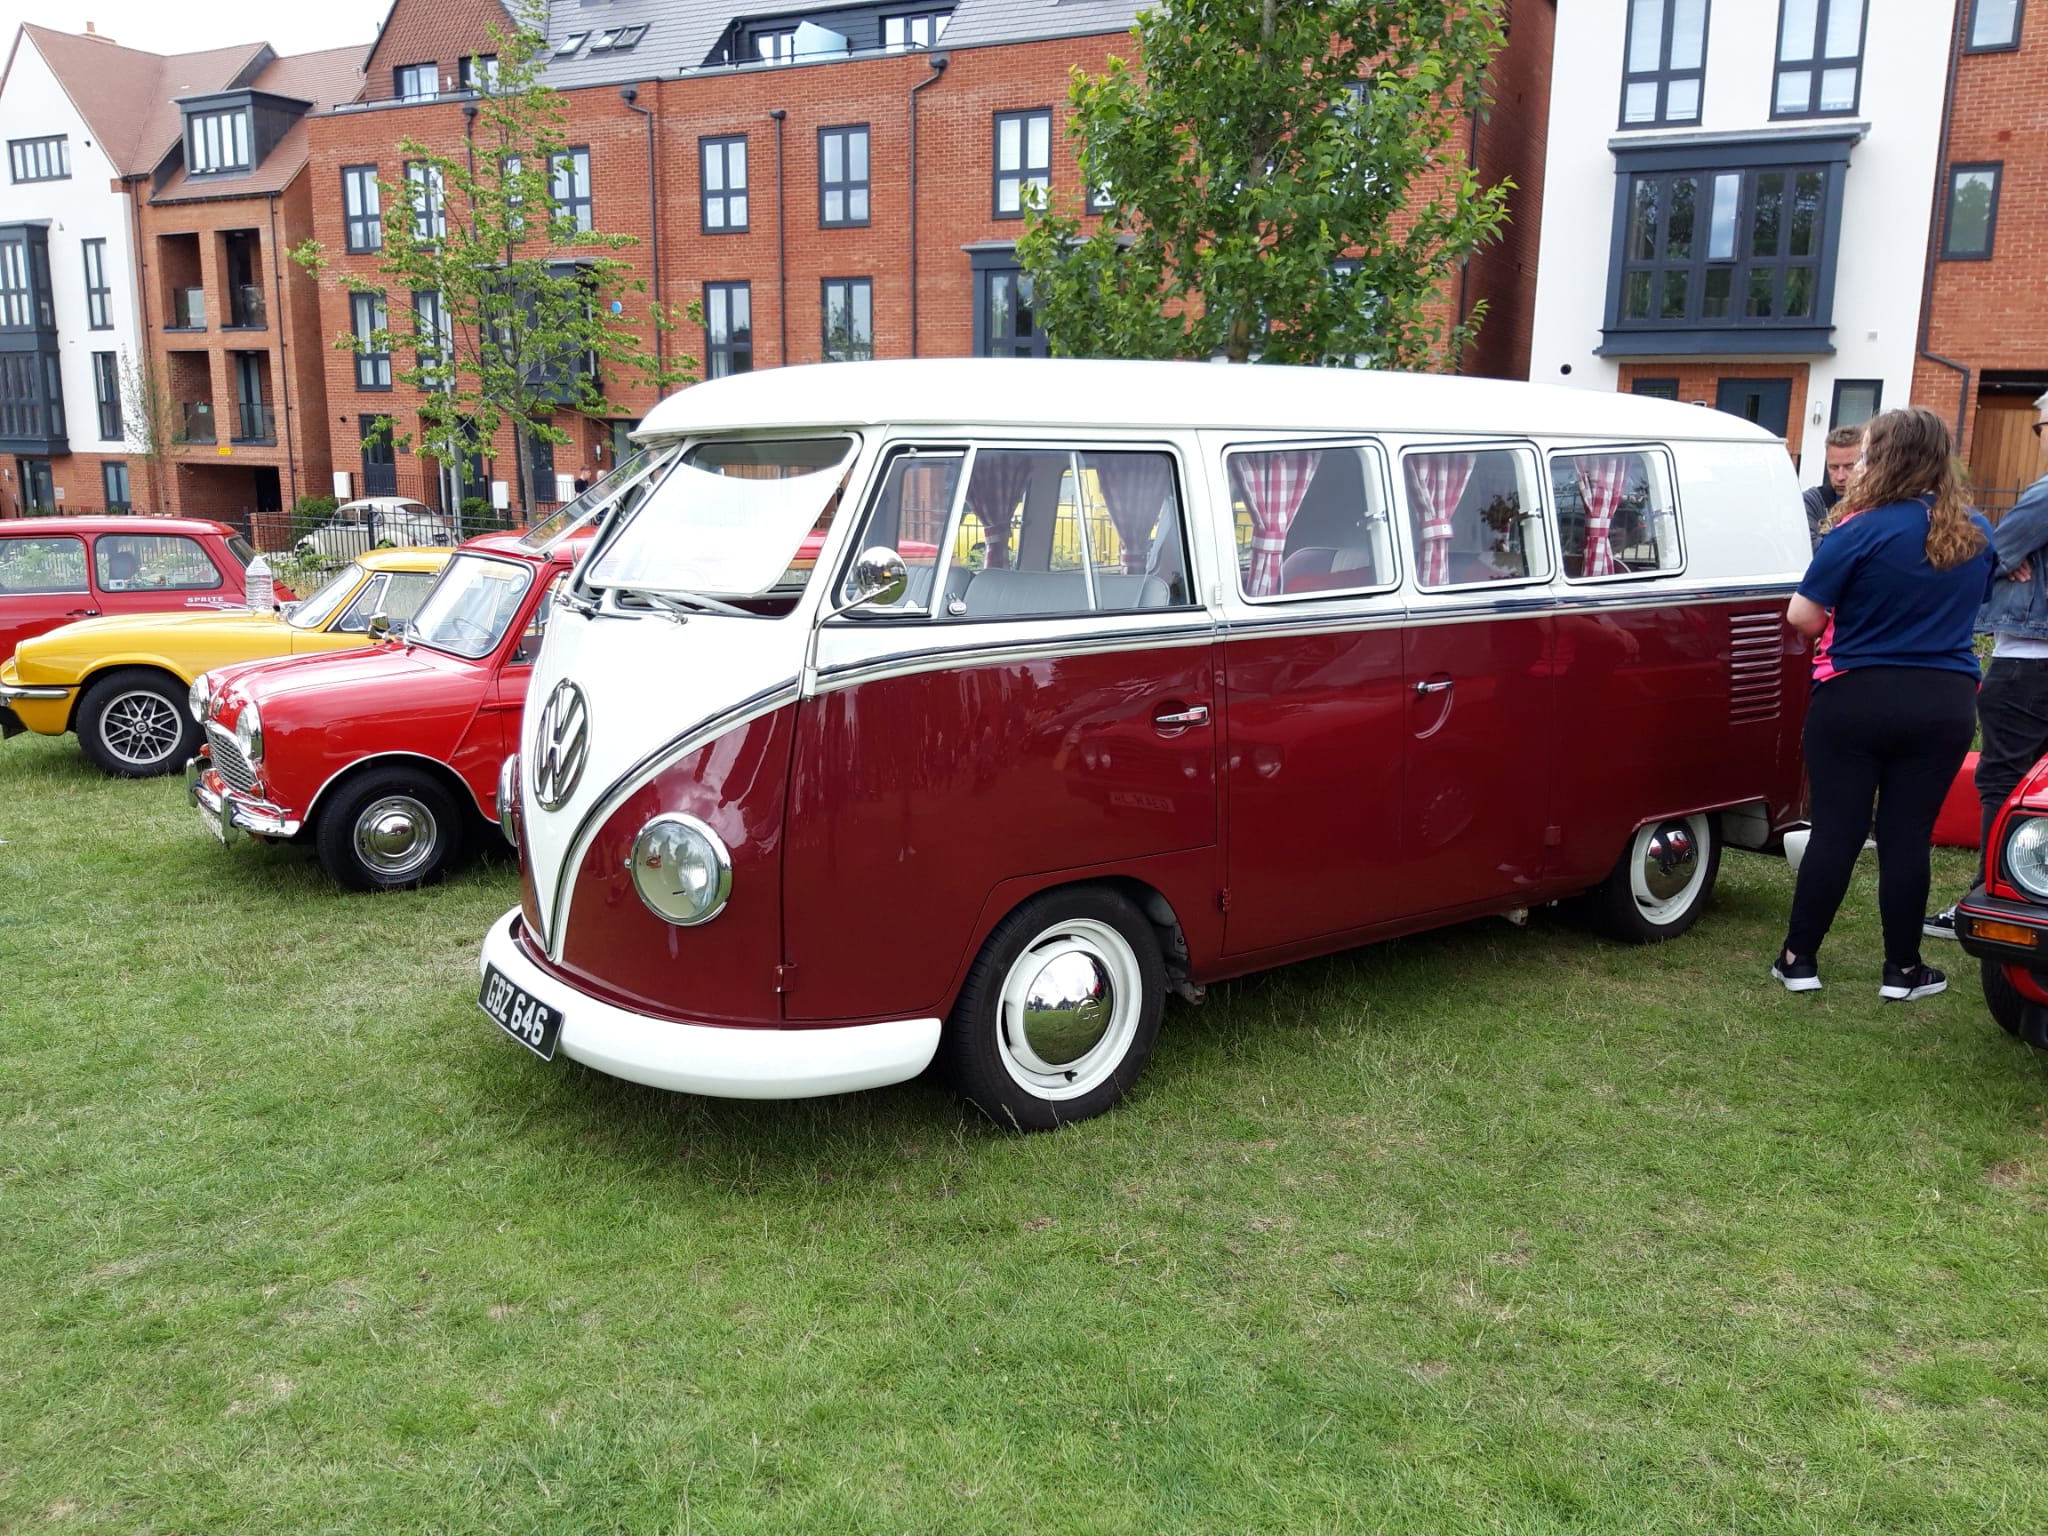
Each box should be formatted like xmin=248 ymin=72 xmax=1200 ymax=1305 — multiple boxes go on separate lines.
xmin=297 ymin=498 xmax=459 ymax=561
xmin=1952 ymin=752 xmax=2048 ymax=1052
xmin=0 ymin=516 xmax=262 ymax=664
xmin=0 ymin=548 xmax=450 ymax=777
xmin=189 ymin=521 xmax=592 ymax=891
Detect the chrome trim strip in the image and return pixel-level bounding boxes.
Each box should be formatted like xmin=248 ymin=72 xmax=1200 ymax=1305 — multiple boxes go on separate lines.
xmin=546 ymin=677 xmax=802 ymax=960
xmin=0 ymin=682 xmax=69 ymax=701
xmin=1217 ymin=582 xmax=1798 ymax=642
xmin=811 ymin=622 xmax=1217 ymax=696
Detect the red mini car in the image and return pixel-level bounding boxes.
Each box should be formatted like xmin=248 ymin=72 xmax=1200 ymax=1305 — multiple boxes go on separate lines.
xmin=187 ymin=523 xmax=587 ymax=890
xmin=1955 ymin=757 xmax=2048 ymax=1051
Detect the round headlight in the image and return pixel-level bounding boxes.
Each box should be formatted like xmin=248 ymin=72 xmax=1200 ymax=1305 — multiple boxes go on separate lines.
xmin=189 ymin=672 xmax=214 ymax=724
xmin=627 ymin=814 xmax=731 ymax=926
xmin=234 ymin=701 xmax=263 ymax=763
xmin=2006 ymin=816 xmax=2048 ymax=900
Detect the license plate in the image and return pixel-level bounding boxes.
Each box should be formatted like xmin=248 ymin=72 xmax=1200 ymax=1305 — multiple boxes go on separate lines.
xmin=480 ymin=964 xmax=562 ymax=1061
xmin=197 ymin=796 xmax=227 ymax=845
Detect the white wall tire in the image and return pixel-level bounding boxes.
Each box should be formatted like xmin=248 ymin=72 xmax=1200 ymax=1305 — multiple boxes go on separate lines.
xmin=1586 ymin=813 xmax=1720 ymax=943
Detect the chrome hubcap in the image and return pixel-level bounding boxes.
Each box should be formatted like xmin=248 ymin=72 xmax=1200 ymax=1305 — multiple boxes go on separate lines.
xmin=1630 ymin=815 xmax=1709 ymax=922
xmin=353 ymin=795 xmax=439 ymax=880
xmin=102 ymin=689 xmax=183 ymax=766
xmin=996 ymin=917 xmax=1143 ymax=1102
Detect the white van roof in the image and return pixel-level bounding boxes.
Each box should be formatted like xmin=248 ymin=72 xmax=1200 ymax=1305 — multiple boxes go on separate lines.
xmin=635 ymin=359 xmax=1785 ymax=447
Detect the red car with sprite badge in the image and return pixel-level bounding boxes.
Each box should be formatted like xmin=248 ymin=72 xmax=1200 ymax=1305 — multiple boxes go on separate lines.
xmin=186 ymin=508 xmax=597 ymax=891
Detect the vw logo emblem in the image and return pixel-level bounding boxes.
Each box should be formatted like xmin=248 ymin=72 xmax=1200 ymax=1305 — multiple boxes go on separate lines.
xmin=532 ymin=680 xmax=590 ymax=811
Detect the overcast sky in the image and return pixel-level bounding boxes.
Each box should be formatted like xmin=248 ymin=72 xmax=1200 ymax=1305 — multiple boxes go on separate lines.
xmin=4 ymin=0 xmax=391 ymax=62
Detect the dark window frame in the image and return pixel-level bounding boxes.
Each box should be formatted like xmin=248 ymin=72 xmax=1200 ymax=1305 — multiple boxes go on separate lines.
xmin=821 ymin=276 xmax=874 ymax=361
xmin=82 ymin=239 xmax=112 ymax=329
xmin=1965 ymin=0 xmax=2026 ymax=52
xmin=7 ymin=135 xmax=69 ymax=184
xmin=186 ymin=107 xmax=251 ymax=174
xmin=394 ymin=62 xmax=438 ymax=102
xmin=883 ymin=10 xmax=950 ymax=51
xmin=92 ymin=351 xmax=121 ymax=441
xmin=102 ymin=461 xmax=131 ymax=512
xmin=343 ymin=165 xmax=382 ymax=253
xmin=406 ymin=160 xmax=446 ymax=241
xmin=551 ymin=146 xmax=593 ymax=232
xmin=1770 ymin=0 xmax=1869 ymax=120
xmin=1829 ymin=377 xmax=1882 ymax=428
xmin=1941 ymin=162 xmax=2001 ymax=260
xmin=459 ymin=53 xmax=499 ymax=92
xmin=969 ymin=248 xmax=1049 ymax=358
xmin=701 ymin=136 xmax=750 ymax=234
xmin=1630 ymin=377 xmax=1682 ymax=399
xmin=992 ymin=109 xmax=1052 ymax=221
xmin=704 ymin=281 xmax=753 ymax=378
xmin=352 ymin=291 xmax=391 ymax=390
xmin=818 ymin=125 xmax=871 ymax=229
xmin=1619 ymin=0 xmax=1712 ymax=128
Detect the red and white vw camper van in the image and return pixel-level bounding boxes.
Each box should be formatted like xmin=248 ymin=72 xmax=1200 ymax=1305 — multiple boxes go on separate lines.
xmin=480 ymin=360 xmax=1810 ymax=1128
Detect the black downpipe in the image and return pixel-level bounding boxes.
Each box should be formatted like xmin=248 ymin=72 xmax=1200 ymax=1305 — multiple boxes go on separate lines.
xmin=621 ymin=85 xmax=665 ymax=378
xmin=907 ymin=54 xmax=949 ymax=358
xmin=770 ymin=108 xmax=787 ymax=366
xmin=1917 ymin=5 xmax=1971 ymax=444
xmin=265 ymin=192 xmax=299 ymax=513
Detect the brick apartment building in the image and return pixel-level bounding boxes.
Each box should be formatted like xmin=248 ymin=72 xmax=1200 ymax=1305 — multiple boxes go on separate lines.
xmin=1914 ymin=0 xmax=2048 ymax=511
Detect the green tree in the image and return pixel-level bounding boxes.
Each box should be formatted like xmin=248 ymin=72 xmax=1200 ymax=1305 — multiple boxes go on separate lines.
xmin=294 ymin=4 xmax=693 ymax=513
xmin=1014 ymin=0 xmax=1512 ymax=369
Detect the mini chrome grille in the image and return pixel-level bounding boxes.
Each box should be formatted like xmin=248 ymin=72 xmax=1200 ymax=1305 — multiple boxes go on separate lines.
xmin=1728 ymin=611 xmax=1783 ymax=725
xmin=207 ymin=722 xmax=257 ymax=794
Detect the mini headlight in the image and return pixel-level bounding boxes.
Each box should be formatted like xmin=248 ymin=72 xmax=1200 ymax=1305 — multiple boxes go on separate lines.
xmin=234 ymin=701 xmax=263 ymax=764
xmin=2006 ymin=816 xmax=2048 ymax=901
xmin=189 ymin=673 xmax=214 ymax=724
xmin=627 ymin=813 xmax=731 ymax=926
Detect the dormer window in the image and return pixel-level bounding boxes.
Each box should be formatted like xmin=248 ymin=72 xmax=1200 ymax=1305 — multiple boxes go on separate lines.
xmin=395 ymin=62 xmax=438 ymax=102
xmin=554 ymin=33 xmax=590 ymax=57
xmin=460 ymin=54 xmax=499 ymax=93
xmin=188 ymin=108 xmax=251 ymax=174
xmin=884 ymin=10 xmax=950 ymax=51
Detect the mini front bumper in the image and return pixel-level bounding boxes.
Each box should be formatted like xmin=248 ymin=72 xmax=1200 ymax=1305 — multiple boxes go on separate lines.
xmin=479 ymin=907 xmax=943 ymax=1100
xmin=186 ymin=755 xmax=303 ymax=841
xmin=1954 ymin=883 xmax=2048 ymax=969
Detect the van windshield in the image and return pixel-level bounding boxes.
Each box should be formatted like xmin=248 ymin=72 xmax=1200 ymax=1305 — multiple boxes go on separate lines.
xmin=581 ymin=437 xmax=854 ymax=610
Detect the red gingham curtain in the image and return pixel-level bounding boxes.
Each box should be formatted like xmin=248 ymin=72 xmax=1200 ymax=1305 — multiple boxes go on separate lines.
xmin=1233 ymin=451 xmax=1322 ymax=596
xmin=1405 ymin=453 xmax=1476 ymax=585
xmin=967 ymin=451 xmax=1035 ymax=569
xmin=1084 ymin=453 xmax=1174 ymax=572
xmin=1573 ymin=455 xmax=1634 ymax=577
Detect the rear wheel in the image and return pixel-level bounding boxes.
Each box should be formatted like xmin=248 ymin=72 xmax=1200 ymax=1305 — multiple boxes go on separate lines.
xmin=315 ymin=768 xmax=464 ymax=892
xmin=1585 ymin=813 xmax=1721 ymax=943
xmin=939 ymin=887 xmax=1165 ymax=1131
xmin=77 ymin=668 xmax=199 ymax=778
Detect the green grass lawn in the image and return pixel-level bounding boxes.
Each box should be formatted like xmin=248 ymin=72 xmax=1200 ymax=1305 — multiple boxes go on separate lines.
xmin=3 ymin=730 xmax=2045 ymax=1533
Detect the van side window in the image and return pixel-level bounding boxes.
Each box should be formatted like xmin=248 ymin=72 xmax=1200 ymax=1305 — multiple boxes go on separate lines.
xmin=841 ymin=449 xmax=966 ymax=613
xmin=1402 ymin=446 xmax=1547 ymax=588
xmin=1228 ymin=445 xmax=1395 ymax=599
xmin=1551 ymin=449 xmax=1681 ymax=579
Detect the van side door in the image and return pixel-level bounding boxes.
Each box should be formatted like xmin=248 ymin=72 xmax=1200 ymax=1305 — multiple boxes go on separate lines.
xmin=786 ymin=440 xmax=1218 ymax=1023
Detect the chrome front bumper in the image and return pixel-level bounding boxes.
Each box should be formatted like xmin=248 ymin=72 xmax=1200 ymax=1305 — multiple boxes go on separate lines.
xmin=186 ymin=755 xmax=302 ymax=841
xmin=0 ymin=680 xmax=68 ymax=702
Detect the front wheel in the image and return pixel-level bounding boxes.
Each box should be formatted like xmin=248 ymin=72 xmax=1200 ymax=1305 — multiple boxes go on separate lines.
xmin=939 ymin=887 xmax=1166 ymax=1131
xmin=77 ymin=668 xmax=200 ymax=778
xmin=315 ymin=768 xmax=464 ymax=892
xmin=1585 ymin=813 xmax=1721 ymax=943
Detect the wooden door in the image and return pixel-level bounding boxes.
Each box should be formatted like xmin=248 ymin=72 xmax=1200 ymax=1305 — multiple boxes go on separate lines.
xmin=1971 ymin=398 xmax=2048 ymax=518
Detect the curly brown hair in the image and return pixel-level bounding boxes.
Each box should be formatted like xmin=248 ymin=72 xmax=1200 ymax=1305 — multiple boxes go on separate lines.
xmin=1827 ymin=406 xmax=1983 ymax=570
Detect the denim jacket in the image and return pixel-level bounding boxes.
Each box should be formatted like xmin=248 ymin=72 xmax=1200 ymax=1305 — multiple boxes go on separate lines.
xmin=1980 ymin=474 xmax=2048 ymax=639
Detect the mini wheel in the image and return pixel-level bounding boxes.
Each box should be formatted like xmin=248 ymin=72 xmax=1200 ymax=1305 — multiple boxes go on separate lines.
xmin=939 ymin=887 xmax=1165 ymax=1131
xmin=77 ymin=668 xmax=200 ymax=778
xmin=316 ymin=767 xmax=464 ymax=892
xmin=1586 ymin=813 xmax=1721 ymax=943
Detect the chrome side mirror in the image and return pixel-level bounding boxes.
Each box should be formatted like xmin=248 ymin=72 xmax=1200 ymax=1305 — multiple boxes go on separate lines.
xmin=828 ymin=547 xmax=909 ymax=617
xmin=366 ymin=611 xmax=392 ymax=639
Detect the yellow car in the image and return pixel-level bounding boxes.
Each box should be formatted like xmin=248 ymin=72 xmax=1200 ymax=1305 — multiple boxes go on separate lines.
xmin=0 ymin=547 xmax=452 ymax=778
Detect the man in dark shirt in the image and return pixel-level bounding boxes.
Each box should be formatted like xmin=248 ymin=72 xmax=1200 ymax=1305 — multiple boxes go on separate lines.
xmin=1802 ymin=425 xmax=1865 ymax=549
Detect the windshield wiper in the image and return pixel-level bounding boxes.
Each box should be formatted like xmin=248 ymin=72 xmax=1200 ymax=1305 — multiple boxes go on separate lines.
xmin=612 ymin=586 xmax=752 ymax=620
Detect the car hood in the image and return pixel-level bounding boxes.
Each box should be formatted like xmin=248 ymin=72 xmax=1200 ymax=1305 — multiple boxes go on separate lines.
xmin=214 ymin=640 xmax=463 ymax=707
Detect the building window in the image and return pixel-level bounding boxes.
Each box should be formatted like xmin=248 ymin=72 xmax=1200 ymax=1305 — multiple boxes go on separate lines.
xmin=414 ymin=290 xmax=452 ymax=389
xmin=1773 ymin=0 xmax=1866 ymax=118
xmin=884 ymin=10 xmax=950 ymax=50
xmin=757 ymin=30 xmax=796 ymax=63
xmin=187 ymin=109 xmax=251 ymax=174
xmin=82 ymin=240 xmax=112 ymax=329
xmin=704 ymin=283 xmax=752 ymax=377
xmin=973 ymin=259 xmax=1048 ymax=358
xmin=819 ymin=126 xmax=870 ymax=228
xmin=93 ymin=352 xmax=121 ymax=440
xmin=1830 ymin=378 xmax=1881 ymax=428
xmin=0 ymin=237 xmax=32 ymax=327
xmin=353 ymin=292 xmax=391 ymax=389
xmin=103 ymin=461 xmax=131 ymax=512
xmin=407 ymin=161 xmax=445 ymax=241
xmin=361 ymin=415 xmax=397 ymax=495
xmin=459 ymin=54 xmax=499 ymax=92
xmin=994 ymin=110 xmax=1052 ymax=219
xmin=1631 ymin=377 xmax=1682 ymax=399
xmin=8 ymin=136 xmax=68 ymax=183
xmin=701 ymin=138 xmax=748 ymax=232
xmin=1967 ymin=0 xmax=2025 ymax=51
xmin=1612 ymin=163 xmax=1835 ymax=332
xmin=1621 ymin=0 xmax=1709 ymax=126
xmin=551 ymin=148 xmax=592 ymax=232
xmin=395 ymin=62 xmax=438 ymax=102
xmin=343 ymin=165 xmax=382 ymax=252
xmin=1942 ymin=164 xmax=2000 ymax=259
xmin=822 ymin=278 xmax=873 ymax=361
xmin=526 ymin=428 xmax=557 ymax=500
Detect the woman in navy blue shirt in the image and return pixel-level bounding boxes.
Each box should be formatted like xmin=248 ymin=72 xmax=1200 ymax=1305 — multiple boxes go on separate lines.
xmin=1778 ymin=407 xmax=1996 ymax=998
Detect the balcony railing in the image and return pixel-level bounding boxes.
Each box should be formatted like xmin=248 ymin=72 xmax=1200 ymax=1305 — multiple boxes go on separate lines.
xmin=168 ymin=287 xmax=206 ymax=329
xmin=233 ymin=400 xmax=273 ymax=441
xmin=226 ymin=284 xmax=266 ymax=329
xmin=179 ymin=401 xmax=216 ymax=443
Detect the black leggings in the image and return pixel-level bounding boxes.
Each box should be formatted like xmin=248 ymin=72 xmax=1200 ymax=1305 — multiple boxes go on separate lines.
xmin=1784 ymin=666 xmax=1978 ymax=967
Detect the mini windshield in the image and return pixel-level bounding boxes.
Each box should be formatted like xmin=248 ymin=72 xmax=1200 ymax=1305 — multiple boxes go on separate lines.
xmin=285 ymin=562 xmax=369 ymax=630
xmin=582 ymin=437 xmax=854 ymax=604
xmin=407 ymin=555 xmax=535 ymax=658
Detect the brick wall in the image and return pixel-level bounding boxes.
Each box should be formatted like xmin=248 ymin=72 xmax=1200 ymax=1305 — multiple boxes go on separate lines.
xmin=1618 ymin=361 xmax=1812 ymax=463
